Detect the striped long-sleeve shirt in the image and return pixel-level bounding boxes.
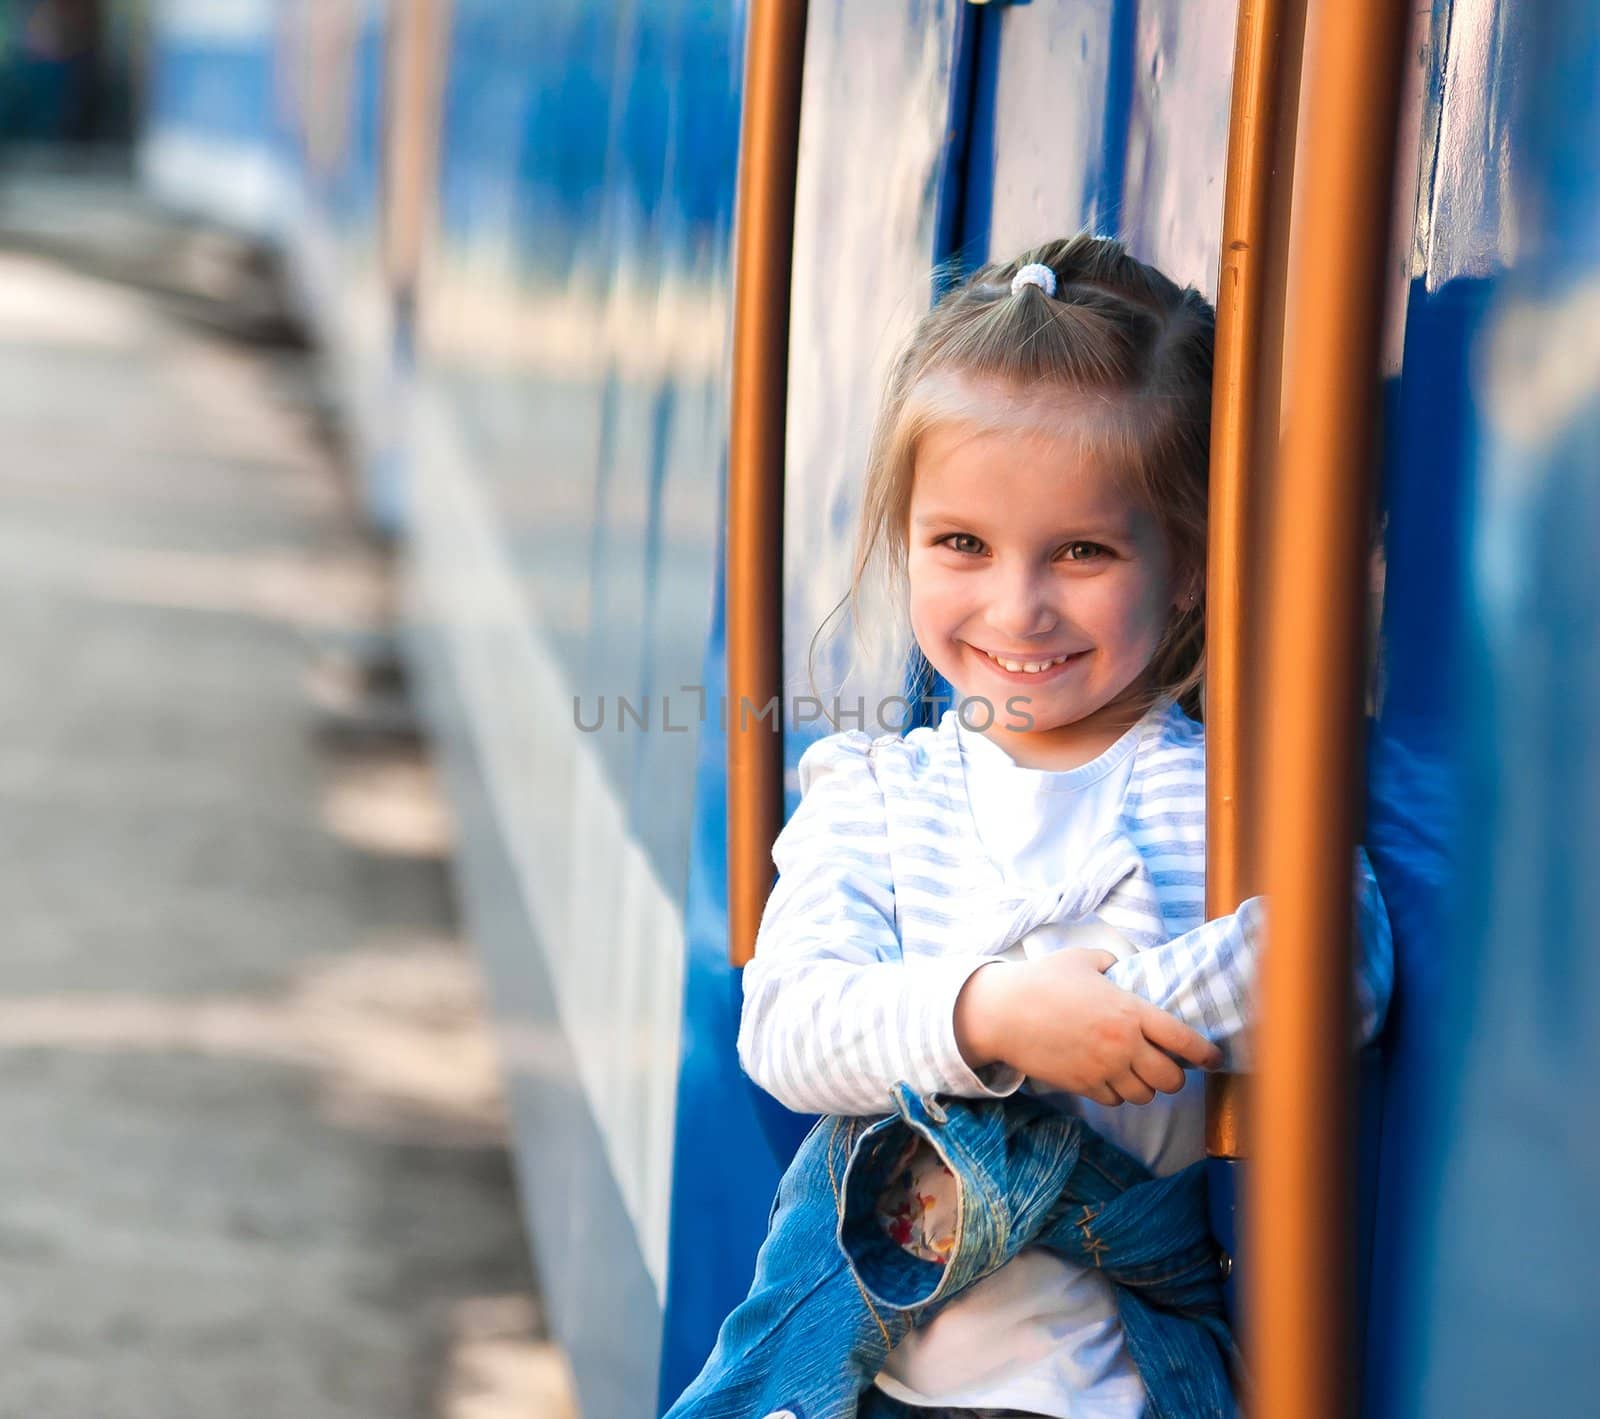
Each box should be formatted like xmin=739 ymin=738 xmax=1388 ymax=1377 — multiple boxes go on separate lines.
xmin=738 ymin=700 xmax=1394 ymax=1118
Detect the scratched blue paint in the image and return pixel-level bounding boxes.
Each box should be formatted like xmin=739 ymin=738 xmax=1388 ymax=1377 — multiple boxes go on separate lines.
xmin=783 ymin=0 xmax=964 ymax=771
xmin=1372 ymin=4 xmax=1600 ymax=1412
xmin=931 ymin=0 xmax=987 ymax=287
xmin=950 ymin=0 xmax=1000 ymax=275
xmin=980 ymin=0 xmax=1235 ymax=293
xmin=1415 ymin=1 xmax=1529 ymax=287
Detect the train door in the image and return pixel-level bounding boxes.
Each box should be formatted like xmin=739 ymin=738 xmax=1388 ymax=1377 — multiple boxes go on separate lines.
xmin=711 ymin=0 xmax=1255 ymax=1403
xmin=712 ymin=1 xmax=1600 ymax=1415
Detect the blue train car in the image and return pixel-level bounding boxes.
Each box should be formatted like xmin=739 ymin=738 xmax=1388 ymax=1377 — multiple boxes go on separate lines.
xmin=137 ymin=2 xmax=1600 ymax=1415
xmin=140 ymin=0 xmax=293 ymax=235
xmin=404 ymin=6 xmax=746 ymax=1410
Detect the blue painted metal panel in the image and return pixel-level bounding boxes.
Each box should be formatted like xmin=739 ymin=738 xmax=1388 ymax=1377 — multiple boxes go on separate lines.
xmin=409 ymin=616 xmax=661 ymax=1419
xmin=783 ymin=0 xmax=966 ymax=762
xmin=931 ymin=1 xmax=988 ymax=285
xmin=276 ymin=0 xmax=403 ymax=531
xmin=424 ymin=0 xmax=736 ymax=867
xmin=1372 ymin=4 xmax=1600 ymax=1412
xmin=660 ymin=514 xmax=820 ymax=1410
xmin=1362 ymin=272 xmax=1485 ymax=1419
xmin=137 ymin=3 xmax=293 ymax=236
xmin=1360 ymin=4 xmax=1560 ymax=1413
xmin=145 ymin=42 xmax=278 ymax=147
xmin=1414 ymin=2 xmax=1527 ymax=289
xmin=413 ymin=2 xmax=749 ymax=1410
xmin=978 ymin=0 xmax=1236 ymax=294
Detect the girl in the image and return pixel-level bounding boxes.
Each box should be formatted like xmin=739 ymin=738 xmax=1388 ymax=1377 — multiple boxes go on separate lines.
xmin=670 ymin=236 xmax=1393 ymax=1419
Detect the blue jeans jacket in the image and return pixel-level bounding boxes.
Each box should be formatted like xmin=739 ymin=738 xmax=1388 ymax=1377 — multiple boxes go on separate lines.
xmin=664 ymin=1085 xmax=1236 ymax=1419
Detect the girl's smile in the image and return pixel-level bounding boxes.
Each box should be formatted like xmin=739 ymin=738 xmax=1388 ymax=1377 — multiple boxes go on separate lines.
xmin=968 ymin=645 xmax=1089 ymax=679
xmin=905 ymin=392 xmax=1190 ymax=768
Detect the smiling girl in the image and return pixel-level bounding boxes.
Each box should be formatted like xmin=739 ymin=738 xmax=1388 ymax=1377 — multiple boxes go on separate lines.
xmin=666 ymin=236 xmax=1393 ymax=1419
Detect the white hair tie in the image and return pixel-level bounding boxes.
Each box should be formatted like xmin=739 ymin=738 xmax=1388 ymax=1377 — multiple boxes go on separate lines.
xmin=1010 ymin=263 xmax=1057 ymax=298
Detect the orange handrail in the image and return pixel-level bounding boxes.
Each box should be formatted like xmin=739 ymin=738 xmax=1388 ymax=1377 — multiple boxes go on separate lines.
xmin=727 ymin=2 xmax=807 ymax=968
xmin=1204 ymin=0 xmax=1309 ymax=1160
xmin=383 ymin=0 xmax=451 ymax=293
xmin=1249 ymin=0 xmax=1410 ymax=1413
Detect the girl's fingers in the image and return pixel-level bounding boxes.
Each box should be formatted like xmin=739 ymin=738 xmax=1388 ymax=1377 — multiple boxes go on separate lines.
xmin=1084 ymin=1082 xmax=1124 ymax=1107
xmin=1110 ymin=1071 xmax=1156 ymax=1106
xmin=1137 ymin=1003 xmax=1222 ymax=1070
xmin=1131 ymin=1046 xmax=1187 ymax=1095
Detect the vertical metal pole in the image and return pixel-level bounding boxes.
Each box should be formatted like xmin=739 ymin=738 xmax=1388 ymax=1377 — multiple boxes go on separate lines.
xmin=382 ymin=0 xmax=450 ymax=295
xmin=1249 ymin=1 xmax=1409 ymax=1413
xmin=1205 ymin=0 xmax=1309 ymax=1161
xmin=727 ymin=2 xmax=807 ymax=968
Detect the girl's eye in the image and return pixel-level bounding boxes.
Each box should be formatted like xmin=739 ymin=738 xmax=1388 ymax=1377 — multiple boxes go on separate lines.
xmin=1060 ymin=541 xmax=1109 ymax=562
xmin=939 ymin=533 xmax=985 ymax=555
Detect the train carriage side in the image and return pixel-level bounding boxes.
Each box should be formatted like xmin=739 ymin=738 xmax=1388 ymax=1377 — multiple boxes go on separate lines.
xmin=1361 ymin=2 xmax=1600 ymax=1413
xmin=401 ymin=3 xmax=761 ymax=1415
xmin=140 ymin=0 xmax=293 ymax=238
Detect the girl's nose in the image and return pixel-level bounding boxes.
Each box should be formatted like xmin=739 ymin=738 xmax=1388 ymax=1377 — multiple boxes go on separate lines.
xmin=986 ymin=564 xmax=1057 ymax=641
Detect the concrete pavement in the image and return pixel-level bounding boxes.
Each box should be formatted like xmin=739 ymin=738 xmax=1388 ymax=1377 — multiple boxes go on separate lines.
xmin=0 ymin=178 xmax=575 ymax=1419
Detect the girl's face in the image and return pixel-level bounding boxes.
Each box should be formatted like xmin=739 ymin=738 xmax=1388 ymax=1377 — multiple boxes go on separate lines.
xmin=906 ymin=404 xmax=1189 ymax=764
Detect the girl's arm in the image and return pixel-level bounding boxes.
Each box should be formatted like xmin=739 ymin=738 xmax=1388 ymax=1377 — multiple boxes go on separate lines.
xmin=1102 ymin=852 xmax=1395 ymax=1070
xmin=737 ymin=733 xmax=1026 ymax=1116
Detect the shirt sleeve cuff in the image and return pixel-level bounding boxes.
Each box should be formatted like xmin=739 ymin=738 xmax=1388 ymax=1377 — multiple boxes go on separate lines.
xmin=923 ymin=957 xmax=1026 ymax=1100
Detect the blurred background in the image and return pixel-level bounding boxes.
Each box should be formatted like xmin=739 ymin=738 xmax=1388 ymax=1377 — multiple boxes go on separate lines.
xmin=0 ymin=0 xmax=139 ymax=148
xmin=7 ymin=2 xmax=1600 ymax=1417
xmin=0 ymin=1 xmax=575 ymax=1415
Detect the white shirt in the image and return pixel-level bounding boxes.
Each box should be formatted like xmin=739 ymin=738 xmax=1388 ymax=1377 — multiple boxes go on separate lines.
xmin=874 ymin=716 xmax=1167 ymax=1418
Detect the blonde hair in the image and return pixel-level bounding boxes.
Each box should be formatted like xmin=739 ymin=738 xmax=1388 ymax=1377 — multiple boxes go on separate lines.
xmin=834 ymin=234 xmax=1215 ymax=721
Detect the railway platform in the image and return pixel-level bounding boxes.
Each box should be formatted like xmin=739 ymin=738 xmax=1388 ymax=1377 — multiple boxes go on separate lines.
xmin=0 ymin=168 xmax=576 ymax=1419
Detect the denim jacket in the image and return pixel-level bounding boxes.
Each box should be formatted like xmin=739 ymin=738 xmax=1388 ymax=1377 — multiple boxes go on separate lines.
xmin=663 ymin=1084 xmax=1236 ymax=1419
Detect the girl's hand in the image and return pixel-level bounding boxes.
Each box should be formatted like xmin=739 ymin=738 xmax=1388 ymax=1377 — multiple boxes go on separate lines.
xmin=954 ymin=950 xmax=1222 ymax=1106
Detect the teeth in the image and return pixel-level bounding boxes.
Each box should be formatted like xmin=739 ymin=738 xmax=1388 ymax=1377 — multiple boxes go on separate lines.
xmin=985 ymin=650 xmax=1074 ymax=674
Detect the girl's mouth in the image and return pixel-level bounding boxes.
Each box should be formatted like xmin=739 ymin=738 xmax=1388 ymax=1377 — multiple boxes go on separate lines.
xmin=972 ymin=646 xmax=1088 ymax=680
